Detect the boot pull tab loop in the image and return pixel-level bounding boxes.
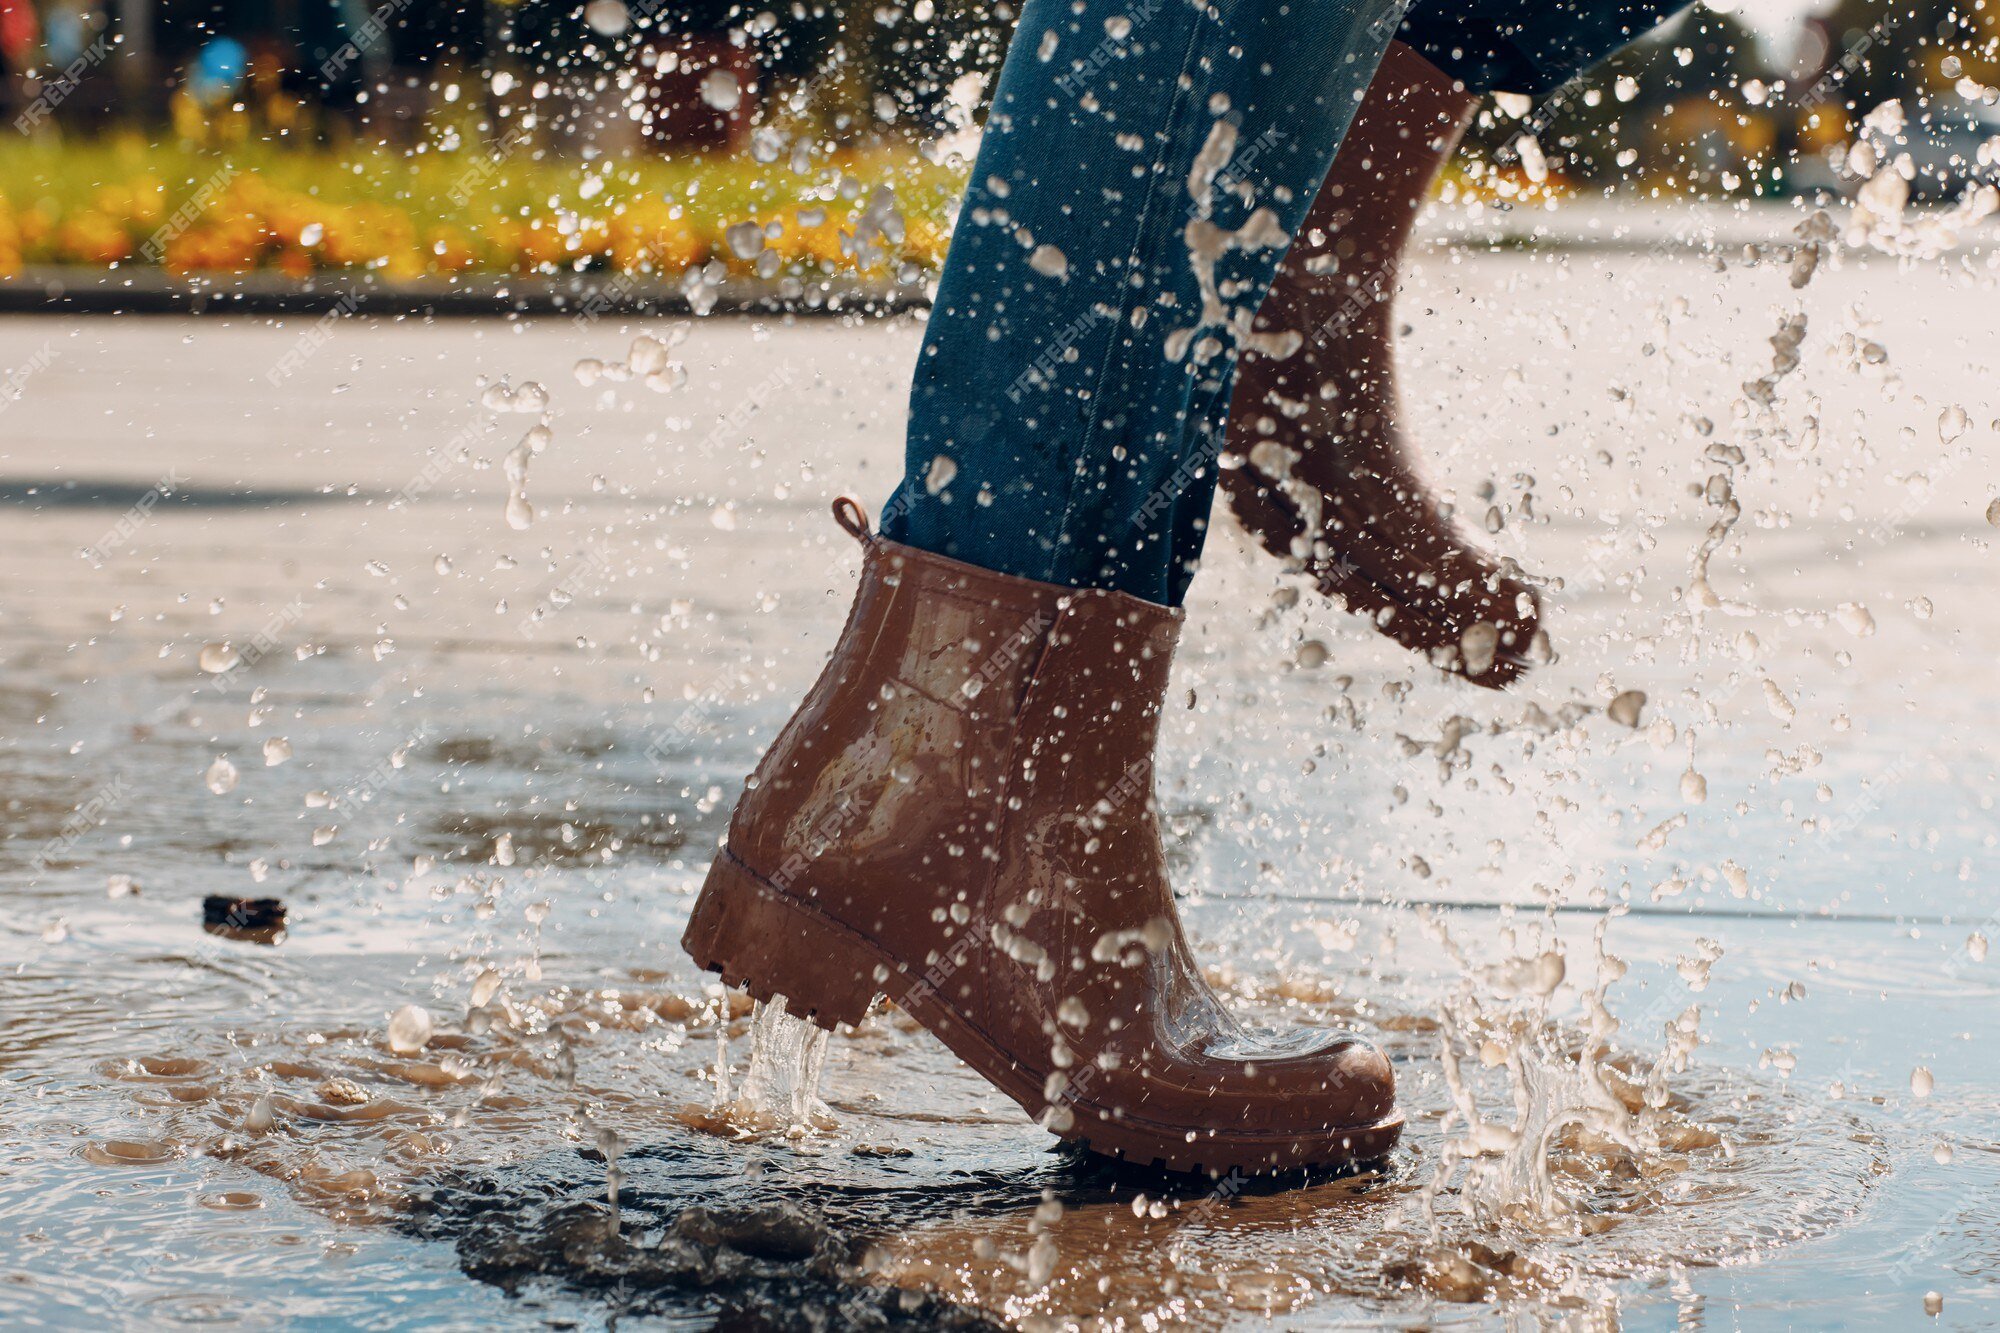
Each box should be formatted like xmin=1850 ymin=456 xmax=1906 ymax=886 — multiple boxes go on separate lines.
xmin=831 ymin=496 xmax=872 ymax=545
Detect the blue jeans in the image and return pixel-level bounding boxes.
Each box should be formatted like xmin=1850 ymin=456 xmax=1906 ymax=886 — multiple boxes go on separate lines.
xmin=882 ymin=0 xmax=1682 ymax=606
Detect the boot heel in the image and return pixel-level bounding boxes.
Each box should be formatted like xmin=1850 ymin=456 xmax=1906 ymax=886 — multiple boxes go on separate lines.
xmin=681 ymin=850 xmax=885 ymax=1030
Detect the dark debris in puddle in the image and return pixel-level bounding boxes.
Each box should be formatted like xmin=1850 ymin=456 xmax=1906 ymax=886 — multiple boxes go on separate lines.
xmin=404 ymin=1137 xmax=1010 ymax=1329
xmin=402 ymin=1125 xmax=1395 ymax=1327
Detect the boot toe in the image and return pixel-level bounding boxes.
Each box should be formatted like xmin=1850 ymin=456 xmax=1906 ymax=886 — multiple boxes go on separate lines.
xmin=1189 ymin=1028 xmax=1399 ymax=1137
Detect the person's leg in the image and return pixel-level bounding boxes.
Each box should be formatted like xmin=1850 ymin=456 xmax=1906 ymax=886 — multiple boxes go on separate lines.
xmin=1223 ymin=39 xmax=1535 ymax=684
xmin=1224 ymin=3 xmax=1690 ymax=684
xmin=689 ymin=0 xmax=1422 ymax=1173
xmin=881 ymin=0 xmax=1414 ymax=607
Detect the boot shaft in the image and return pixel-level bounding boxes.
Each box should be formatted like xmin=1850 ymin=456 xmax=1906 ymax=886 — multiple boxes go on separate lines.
xmin=726 ymin=502 xmax=1182 ymax=938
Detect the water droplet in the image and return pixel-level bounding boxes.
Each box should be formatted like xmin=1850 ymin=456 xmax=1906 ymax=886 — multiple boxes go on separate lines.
xmin=199 ymin=642 xmax=241 ymax=673
xmin=700 ymin=69 xmax=742 ymax=112
xmin=1027 ymin=1235 xmax=1059 ymax=1285
xmin=1911 ymin=1066 xmax=1935 ymax=1098
xmin=388 ymin=1003 xmax=434 ymax=1055
xmin=725 ymin=221 xmax=765 ymax=260
xmin=262 ymin=737 xmax=292 ymax=767
xmin=206 ymin=756 xmax=239 ymax=795
xmin=1939 ymin=404 xmax=1969 ymax=443
xmin=628 ymin=335 xmax=670 ymax=375
xmin=1835 ymin=602 xmax=1876 ymax=637
xmin=583 ymin=0 xmax=629 ymax=36
xmin=1606 ymin=690 xmax=1647 ymax=728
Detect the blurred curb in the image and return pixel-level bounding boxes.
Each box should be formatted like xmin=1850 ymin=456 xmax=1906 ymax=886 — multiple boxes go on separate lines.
xmin=0 ymin=267 xmax=935 ymax=318
xmin=0 ymin=199 xmax=1982 ymax=318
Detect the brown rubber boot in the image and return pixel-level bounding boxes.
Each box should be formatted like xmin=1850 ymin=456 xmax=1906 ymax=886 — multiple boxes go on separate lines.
xmin=1224 ymin=39 xmax=1544 ymax=687
xmin=683 ymin=499 xmax=1402 ymax=1174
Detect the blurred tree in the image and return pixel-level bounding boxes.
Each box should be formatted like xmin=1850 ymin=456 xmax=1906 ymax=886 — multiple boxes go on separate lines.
xmin=497 ymin=0 xmax=1011 ymax=138
xmin=1461 ymin=3 xmax=1780 ymax=194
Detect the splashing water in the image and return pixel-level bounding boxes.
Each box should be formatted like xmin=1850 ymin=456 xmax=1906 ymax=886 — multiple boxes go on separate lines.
xmin=502 ymin=423 xmax=551 ymax=531
xmin=1411 ymin=908 xmax=1728 ymax=1269
xmin=10 ymin=61 xmax=1996 ymax=1324
xmin=693 ymin=997 xmax=834 ymax=1137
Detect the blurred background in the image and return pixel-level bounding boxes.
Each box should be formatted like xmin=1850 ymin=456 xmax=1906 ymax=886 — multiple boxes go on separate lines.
xmin=0 ymin=0 xmax=1994 ymax=287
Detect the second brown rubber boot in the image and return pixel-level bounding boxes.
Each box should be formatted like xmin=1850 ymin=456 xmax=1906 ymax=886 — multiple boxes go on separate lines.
xmin=1225 ymin=39 xmax=1544 ymax=686
xmin=683 ymin=500 xmax=1402 ymax=1175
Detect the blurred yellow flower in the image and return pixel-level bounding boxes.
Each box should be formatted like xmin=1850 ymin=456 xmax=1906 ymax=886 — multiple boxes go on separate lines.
xmin=0 ymin=144 xmax=961 ymax=282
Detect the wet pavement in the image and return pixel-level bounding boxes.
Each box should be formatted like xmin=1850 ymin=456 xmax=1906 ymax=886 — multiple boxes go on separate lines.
xmin=2 ymin=227 xmax=1998 ymax=1328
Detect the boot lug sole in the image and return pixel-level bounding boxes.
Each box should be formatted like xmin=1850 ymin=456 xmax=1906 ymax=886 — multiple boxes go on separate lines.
xmin=683 ymin=849 xmax=1404 ymax=1175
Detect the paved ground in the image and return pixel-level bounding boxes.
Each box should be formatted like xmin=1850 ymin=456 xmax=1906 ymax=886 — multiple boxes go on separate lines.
xmin=2 ymin=234 xmax=1998 ymax=1327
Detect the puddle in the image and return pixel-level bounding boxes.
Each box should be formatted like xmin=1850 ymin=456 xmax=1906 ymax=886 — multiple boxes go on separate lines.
xmin=3 ymin=203 xmax=1997 ymax=1326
